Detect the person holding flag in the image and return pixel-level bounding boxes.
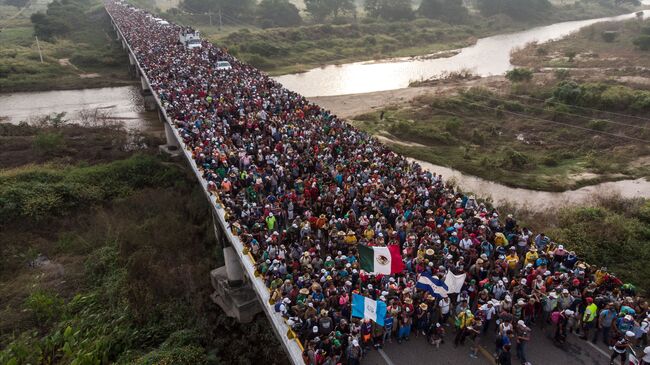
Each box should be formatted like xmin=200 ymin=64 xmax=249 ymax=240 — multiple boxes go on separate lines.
xmin=358 ymin=243 xmax=405 ymax=275
xmin=416 ymin=271 xmax=450 ymax=299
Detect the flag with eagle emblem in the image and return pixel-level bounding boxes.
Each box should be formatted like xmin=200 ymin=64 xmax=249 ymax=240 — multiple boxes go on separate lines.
xmin=358 ymin=244 xmax=404 ymax=275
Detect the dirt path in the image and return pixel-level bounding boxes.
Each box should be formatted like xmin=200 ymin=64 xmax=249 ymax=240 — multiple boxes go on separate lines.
xmin=310 ymin=76 xmax=507 ymax=119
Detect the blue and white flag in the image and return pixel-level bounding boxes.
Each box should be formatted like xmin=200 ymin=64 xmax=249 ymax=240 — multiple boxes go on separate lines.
xmin=352 ymin=293 xmax=386 ymax=326
xmin=416 ymin=272 xmax=449 ymax=298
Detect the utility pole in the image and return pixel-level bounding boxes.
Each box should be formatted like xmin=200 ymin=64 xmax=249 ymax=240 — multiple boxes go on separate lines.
xmin=218 ymin=7 xmax=222 ymax=31
xmin=35 ymin=36 xmax=43 ymax=63
xmin=208 ymin=10 xmax=212 ymax=26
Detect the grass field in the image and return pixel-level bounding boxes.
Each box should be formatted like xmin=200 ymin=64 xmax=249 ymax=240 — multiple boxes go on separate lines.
xmin=0 ymin=1 xmax=133 ymax=92
xmin=351 ymin=84 xmax=650 ymax=191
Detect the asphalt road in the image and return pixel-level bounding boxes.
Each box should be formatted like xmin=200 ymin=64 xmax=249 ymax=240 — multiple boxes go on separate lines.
xmin=362 ymin=323 xmax=621 ymax=365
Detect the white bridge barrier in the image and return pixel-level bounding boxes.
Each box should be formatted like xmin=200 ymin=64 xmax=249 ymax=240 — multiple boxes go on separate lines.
xmin=106 ymin=8 xmax=305 ymax=364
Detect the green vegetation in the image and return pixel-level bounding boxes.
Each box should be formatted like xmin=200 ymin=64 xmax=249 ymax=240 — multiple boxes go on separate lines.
xmin=511 ymin=18 xmax=650 ymax=76
xmin=365 ymin=0 xmax=415 ymax=21
xmin=216 ymin=19 xmax=479 ymax=74
xmin=0 ymin=0 xmax=132 ymax=92
xmin=352 ymin=83 xmax=650 ymax=191
xmin=507 ymin=195 xmax=650 ymax=294
xmin=505 ymin=67 xmax=534 ymax=83
xmin=0 ymin=123 xmax=285 ymax=364
xmin=552 ymin=80 xmax=650 ymax=111
xmin=258 ymin=0 xmax=302 ymax=28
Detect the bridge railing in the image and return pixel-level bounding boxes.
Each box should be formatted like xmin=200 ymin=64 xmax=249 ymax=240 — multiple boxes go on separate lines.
xmin=105 ymin=7 xmax=305 ymax=364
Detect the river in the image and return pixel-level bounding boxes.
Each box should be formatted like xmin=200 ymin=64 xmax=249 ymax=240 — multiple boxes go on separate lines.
xmin=274 ymin=10 xmax=649 ymax=97
xmin=411 ymin=159 xmax=650 ymax=210
xmin=0 ymin=86 xmax=163 ymax=133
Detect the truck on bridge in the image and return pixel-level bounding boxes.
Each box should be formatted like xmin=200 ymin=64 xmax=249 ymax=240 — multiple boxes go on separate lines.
xmin=179 ymin=28 xmax=202 ymax=49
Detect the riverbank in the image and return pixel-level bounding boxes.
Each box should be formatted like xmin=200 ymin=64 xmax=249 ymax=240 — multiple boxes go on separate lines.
xmin=511 ymin=15 xmax=650 ymax=83
xmin=0 ymin=122 xmax=286 ymax=364
xmin=202 ymin=2 xmax=645 ymax=76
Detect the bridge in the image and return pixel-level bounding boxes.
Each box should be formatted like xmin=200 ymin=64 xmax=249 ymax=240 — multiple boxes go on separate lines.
xmin=103 ymin=2 xmax=636 ymax=365
xmin=105 ymin=2 xmax=305 ymax=363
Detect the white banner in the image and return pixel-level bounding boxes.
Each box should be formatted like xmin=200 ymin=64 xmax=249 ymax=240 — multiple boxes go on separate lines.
xmin=444 ymin=271 xmax=467 ymax=294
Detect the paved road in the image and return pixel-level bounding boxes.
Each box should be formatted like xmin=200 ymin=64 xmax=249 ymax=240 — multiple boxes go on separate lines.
xmin=362 ymin=323 xmax=620 ymax=365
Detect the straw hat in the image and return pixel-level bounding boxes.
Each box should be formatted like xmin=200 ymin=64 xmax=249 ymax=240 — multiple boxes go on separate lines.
xmin=419 ymin=303 xmax=428 ymax=310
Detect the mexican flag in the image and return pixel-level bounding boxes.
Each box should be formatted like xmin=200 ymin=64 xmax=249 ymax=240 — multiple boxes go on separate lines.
xmin=358 ymin=244 xmax=404 ymax=275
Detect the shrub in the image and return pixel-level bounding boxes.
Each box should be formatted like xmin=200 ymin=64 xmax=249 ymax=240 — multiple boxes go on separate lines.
xmin=633 ymin=35 xmax=650 ymax=51
xmin=505 ymin=67 xmax=533 ymax=83
xmin=33 ymin=132 xmax=65 ymax=155
xmin=601 ymin=31 xmax=618 ymax=42
xmin=24 ymin=290 xmax=64 ymax=323
xmin=565 ymin=49 xmax=577 ymax=62
xmin=588 ymin=119 xmax=608 ymax=131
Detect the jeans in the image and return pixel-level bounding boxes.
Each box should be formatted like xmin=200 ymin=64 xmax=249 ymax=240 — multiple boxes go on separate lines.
xmin=593 ymin=326 xmax=611 ymax=344
xmin=516 ymin=341 xmax=527 ymax=363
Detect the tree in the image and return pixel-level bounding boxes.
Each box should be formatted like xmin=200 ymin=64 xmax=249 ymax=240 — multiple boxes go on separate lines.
xmin=181 ymin=0 xmax=255 ymax=20
xmin=364 ymin=0 xmax=414 ymax=21
xmin=419 ymin=0 xmax=468 ymax=23
xmin=305 ymin=0 xmax=354 ymax=22
xmin=477 ymin=0 xmax=551 ymax=20
xmin=257 ymin=0 xmax=302 ymax=28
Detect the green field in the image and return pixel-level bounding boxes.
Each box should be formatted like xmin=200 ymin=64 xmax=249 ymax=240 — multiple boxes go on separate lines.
xmin=0 ymin=0 xmax=133 ymax=92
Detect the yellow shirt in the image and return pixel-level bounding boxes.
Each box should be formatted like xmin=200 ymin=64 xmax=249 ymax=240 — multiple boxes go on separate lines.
xmin=524 ymin=252 xmax=538 ymax=266
xmin=506 ymin=254 xmax=519 ymax=269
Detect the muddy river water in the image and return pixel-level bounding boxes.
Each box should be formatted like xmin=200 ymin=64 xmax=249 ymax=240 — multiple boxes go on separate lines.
xmin=275 ymin=10 xmax=649 ymax=97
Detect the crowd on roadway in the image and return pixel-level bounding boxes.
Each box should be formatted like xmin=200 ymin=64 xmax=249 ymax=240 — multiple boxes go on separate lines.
xmin=107 ymin=2 xmax=650 ymax=364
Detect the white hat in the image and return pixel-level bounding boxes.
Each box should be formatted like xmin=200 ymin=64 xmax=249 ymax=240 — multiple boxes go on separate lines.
xmin=517 ymin=320 xmax=526 ymax=326
xmin=562 ymin=289 xmax=569 ymax=294
xmin=564 ymin=310 xmax=574 ymax=316
xmin=558 ymin=245 xmax=564 ymax=250
xmin=626 ymin=331 xmax=636 ymax=338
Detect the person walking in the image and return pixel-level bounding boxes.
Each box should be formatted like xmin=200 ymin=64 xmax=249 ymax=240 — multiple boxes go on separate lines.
xmin=609 ymin=331 xmax=635 ymax=365
xmin=515 ymin=320 xmax=531 ymax=365
xmin=581 ymin=297 xmax=598 ymax=340
xmin=594 ymin=302 xmax=616 ymax=345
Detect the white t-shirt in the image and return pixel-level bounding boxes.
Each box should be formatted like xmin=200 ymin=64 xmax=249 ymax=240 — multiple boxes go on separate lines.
xmin=439 ymin=299 xmax=450 ymax=314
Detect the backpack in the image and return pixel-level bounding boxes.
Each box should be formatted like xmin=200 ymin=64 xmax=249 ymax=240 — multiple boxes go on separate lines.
xmin=551 ymin=311 xmax=562 ymax=324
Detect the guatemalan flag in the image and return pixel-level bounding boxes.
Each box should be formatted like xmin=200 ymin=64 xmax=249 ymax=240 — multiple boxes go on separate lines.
xmin=416 ymin=272 xmax=449 ymax=299
xmin=358 ymin=244 xmax=405 ymax=275
xmin=352 ymin=293 xmax=387 ymax=326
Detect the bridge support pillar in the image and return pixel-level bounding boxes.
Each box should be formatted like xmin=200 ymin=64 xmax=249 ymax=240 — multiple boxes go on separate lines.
xmin=159 ymin=114 xmax=183 ymax=157
xmin=210 ymin=215 xmax=262 ymax=323
xmin=142 ymin=92 xmax=157 ymax=112
xmin=128 ymin=53 xmax=139 ymax=78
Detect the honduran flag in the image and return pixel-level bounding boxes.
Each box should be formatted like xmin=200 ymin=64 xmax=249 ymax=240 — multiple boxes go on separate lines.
xmin=358 ymin=244 xmax=405 ymax=275
xmin=416 ymin=272 xmax=449 ymax=299
xmin=352 ymin=294 xmax=387 ymax=326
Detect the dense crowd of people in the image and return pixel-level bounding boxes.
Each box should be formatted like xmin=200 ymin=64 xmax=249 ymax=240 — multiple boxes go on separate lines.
xmin=107 ymin=2 xmax=650 ymax=364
